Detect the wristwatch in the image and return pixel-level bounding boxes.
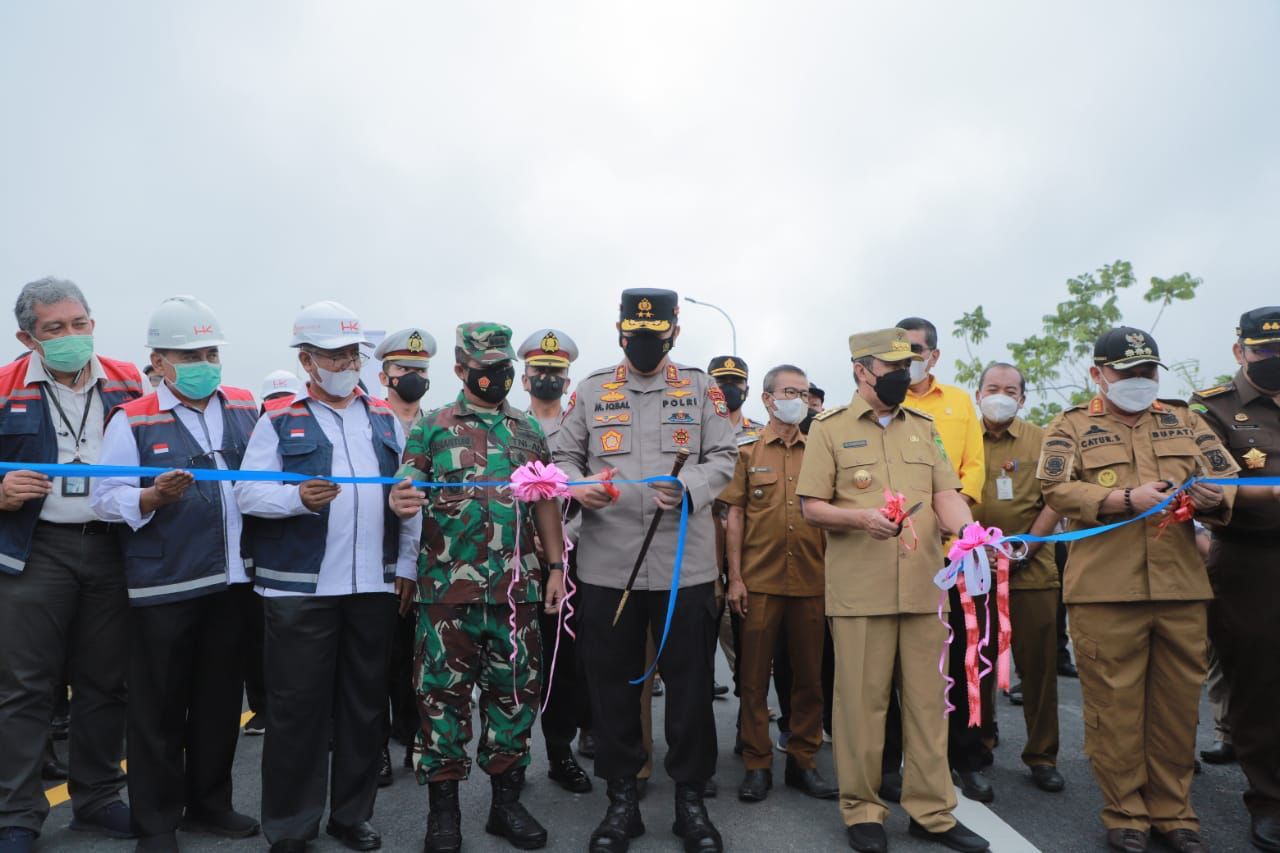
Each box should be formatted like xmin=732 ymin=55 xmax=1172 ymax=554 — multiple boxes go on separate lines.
xmin=545 ymin=561 xmax=565 ymax=572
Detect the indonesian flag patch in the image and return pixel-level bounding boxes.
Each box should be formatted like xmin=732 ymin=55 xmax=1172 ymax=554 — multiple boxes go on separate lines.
xmin=152 ymin=443 xmax=170 ymax=454
xmin=290 ymin=429 xmax=306 ymax=438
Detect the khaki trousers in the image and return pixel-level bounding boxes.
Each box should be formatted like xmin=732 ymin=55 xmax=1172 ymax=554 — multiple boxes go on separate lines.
xmin=1069 ymin=601 xmax=1207 ymax=833
xmin=1009 ymin=589 xmax=1060 ymax=767
xmin=739 ymin=593 xmax=825 ymax=770
xmin=830 ymin=613 xmax=956 ymax=832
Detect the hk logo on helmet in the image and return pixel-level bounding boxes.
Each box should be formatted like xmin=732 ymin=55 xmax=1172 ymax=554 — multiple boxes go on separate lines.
xmin=194 ymin=325 xmax=213 ymax=335
xmin=341 ymin=321 xmax=361 ymax=333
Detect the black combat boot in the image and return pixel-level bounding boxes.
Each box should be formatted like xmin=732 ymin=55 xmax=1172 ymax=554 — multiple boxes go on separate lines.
xmin=423 ymin=781 xmax=461 ymax=853
xmin=485 ymin=768 xmax=548 ymax=849
xmin=671 ymin=782 xmax=723 ymax=853
xmin=589 ymin=776 xmax=645 ymax=852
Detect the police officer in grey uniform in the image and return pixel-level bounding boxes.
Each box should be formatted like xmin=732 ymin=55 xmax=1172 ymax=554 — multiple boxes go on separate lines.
xmin=553 ymin=289 xmax=738 ymax=853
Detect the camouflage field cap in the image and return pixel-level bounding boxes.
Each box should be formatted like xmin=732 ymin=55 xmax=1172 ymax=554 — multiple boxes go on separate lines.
xmin=456 ymin=322 xmax=516 ymax=365
xmin=849 ymin=328 xmax=920 ymax=362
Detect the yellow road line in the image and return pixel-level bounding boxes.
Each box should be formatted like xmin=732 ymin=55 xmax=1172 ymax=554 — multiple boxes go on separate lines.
xmin=46 ymin=710 xmax=255 ymax=808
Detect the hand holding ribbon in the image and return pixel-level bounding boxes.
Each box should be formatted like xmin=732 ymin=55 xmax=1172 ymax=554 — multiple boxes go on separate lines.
xmin=879 ymin=488 xmax=919 ymax=551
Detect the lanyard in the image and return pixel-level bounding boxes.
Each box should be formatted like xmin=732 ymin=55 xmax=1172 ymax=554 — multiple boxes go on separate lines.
xmin=45 ymin=381 xmax=96 ymax=461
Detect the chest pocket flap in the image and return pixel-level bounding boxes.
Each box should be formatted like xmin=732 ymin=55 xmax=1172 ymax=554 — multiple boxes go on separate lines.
xmin=1080 ymin=443 xmax=1130 ymax=470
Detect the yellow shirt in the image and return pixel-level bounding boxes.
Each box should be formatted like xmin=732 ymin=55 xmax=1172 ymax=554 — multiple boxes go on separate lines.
xmin=906 ymin=377 xmax=985 ymax=503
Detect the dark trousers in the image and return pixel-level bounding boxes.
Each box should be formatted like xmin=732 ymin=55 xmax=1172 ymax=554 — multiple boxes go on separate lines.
xmin=539 ymin=554 xmax=590 ymax=755
xmin=243 ymin=589 xmax=265 ymax=716
xmin=127 ymin=585 xmax=249 ymax=840
xmin=1209 ymin=537 xmax=1280 ymax=818
xmin=386 ymin=610 xmax=417 ymax=745
xmin=261 ymin=593 xmax=397 ymax=844
xmin=0 ymin=523 xmax=128 ymax=833
xmin=579 ymin=581 xmax=718 ymax=784
xmin=945 ymin=588 xmax=997 ymax=772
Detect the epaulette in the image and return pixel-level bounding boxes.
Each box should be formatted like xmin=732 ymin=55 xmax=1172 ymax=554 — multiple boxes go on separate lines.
xmin=901 ymin=405 xmax=933 ymax=421
xmin=814 ymin=405 xmax=846 ymax=421
xmin=1155 ymin=398 xmax=1188 ymax=409
xmin=1193 ymin=383 xmax=1233 ymax=399
xmin=736 ymin=434 xmax=760 ymax=447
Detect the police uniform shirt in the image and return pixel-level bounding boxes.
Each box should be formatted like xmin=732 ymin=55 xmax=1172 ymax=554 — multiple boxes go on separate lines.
xmin=551 ymin=361 xmax=738 ymax=591
xmin=795 ymin=394 xmax=961 ymax=616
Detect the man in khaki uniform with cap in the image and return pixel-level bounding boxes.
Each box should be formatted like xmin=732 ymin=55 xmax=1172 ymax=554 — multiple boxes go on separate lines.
xmin=797 ymin=328 xmax=988 ymax=853
xmin=1037 ymin=326 xmax=1237 ymax=853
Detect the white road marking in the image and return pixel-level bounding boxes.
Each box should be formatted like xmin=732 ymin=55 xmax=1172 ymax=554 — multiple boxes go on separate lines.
xmin=951 ymin=785 xmax=1041 ymax=852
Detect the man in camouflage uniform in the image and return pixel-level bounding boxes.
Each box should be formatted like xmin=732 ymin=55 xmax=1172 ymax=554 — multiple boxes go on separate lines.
xmin=389 ymin=323 xmax=566 ymax=853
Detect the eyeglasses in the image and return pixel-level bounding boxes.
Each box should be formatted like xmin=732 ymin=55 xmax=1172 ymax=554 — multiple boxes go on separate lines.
xmin=311 ymin=350 xmax=369 ymax=372
xmin=772 ymin=387 xmax=811 ymax=401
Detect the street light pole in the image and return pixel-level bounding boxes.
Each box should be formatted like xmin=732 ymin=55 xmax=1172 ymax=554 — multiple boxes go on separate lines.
xmin=685 ymin=297 xmax=737 ymax=356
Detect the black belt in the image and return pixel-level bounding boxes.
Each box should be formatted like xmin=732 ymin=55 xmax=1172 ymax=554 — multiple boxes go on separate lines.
xmin=37 ymin=520 xmax=120 ymax=536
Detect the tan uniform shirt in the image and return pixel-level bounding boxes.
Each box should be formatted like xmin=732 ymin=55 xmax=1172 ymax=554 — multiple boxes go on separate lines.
xmin=1036 ymin=397 xmax=1238 ymax=604
xmin=719 ymin=423 xmax=825 ymax=597
xmin=796 ymin=395 xmax=962 ymax=617
xmin=974 ymin=417 xmax=1059 ymax=591
xmin=1191 ymin=370 xmax=1280 ymax=536
xmin=552 ymin=361 xmax=738 ymax=590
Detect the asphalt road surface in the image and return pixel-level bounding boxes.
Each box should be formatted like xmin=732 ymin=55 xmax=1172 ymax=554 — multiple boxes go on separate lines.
xmin=39 ymin=653 xmax=1254 ymax=852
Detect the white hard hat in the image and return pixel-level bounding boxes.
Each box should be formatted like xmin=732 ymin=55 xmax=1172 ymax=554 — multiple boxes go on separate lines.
xmin=289 ymin=300 xmax=371 ymax=349
xmin=261 ymin=369 xmax=301 ymax=399
xmin=146 ymin=296 xmax=228 ymax=350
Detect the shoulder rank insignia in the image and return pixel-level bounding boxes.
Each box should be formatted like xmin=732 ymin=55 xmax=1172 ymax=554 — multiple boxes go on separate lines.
xmin=1195 ymin=383 xmax=1232 ymax=399
xmin=814 ymin=405 xmax=846 ymax=421
xmin=614 ymin=364 xmax=628 ymax=383
xmin=1088 ymin=397 xmax=1106 ymax=415
xmin=665 ymin=363 xmax=680 ymax=383
xmin=736 ymin=433 xmax=759 ymax=447
xmin=901 ymin=405 xmax=933 ymax=421
xmin=564 ymin=391 xmax=577 ymax=417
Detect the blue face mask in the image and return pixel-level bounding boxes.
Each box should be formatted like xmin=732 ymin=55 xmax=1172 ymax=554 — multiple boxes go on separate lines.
xmin=38 ymin=334 xmax=94 ymax=374
xmin=166 ymin=358 xmax=222 ymax=400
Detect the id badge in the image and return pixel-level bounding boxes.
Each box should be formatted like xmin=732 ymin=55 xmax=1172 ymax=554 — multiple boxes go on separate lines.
xmin=60 ymin=473 xmax=89 ymax=494
xmin=995 ymin=475 xmax=1014 ymax=501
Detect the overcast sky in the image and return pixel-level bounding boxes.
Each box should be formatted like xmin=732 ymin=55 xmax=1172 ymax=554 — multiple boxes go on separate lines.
xmin=2 ymin=1 xmax=1276 ymax=417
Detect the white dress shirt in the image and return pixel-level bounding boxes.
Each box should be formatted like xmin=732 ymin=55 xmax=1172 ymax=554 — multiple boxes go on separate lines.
xmin=234 ymin=387 xmax=421 ymax=598
xmin=93 ymin=383 xmax=250 ymax=585
xmin=26 ymin=355 xmax=106 ymax=523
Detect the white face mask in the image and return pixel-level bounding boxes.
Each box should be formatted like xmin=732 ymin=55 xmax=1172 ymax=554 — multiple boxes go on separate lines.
xmin=978 ymin=393 xmax=1020 ymax=424
xmin=314 ymin=365 xmax=360 ymax=399
xmin=909 ymin=359 xmax=929 ymax=384
xmin=1103 ymin=376 xmax=1159 ymax=413
xmin=772 ymin=396 xmax=809 ymax=425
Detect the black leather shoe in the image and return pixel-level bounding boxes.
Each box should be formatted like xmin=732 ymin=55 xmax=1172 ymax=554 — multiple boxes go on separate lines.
xmin=1006 ymin=682 xmax=1024 ymax=706
xmin=180 ymin=809 xmax=260 ymax=838
xmin=70 ymin=802 xmax=136 ymax=839
xmin=589 ymin=777 xmax=645 ymax=853
xmin=485 ymin=768 xmax=547 ymax=849
xmin=1105 ymin=828 xmax=1148 ymax=852
xmin=1030 ymin=765 xmax=1065 ymax=793
xmin=701 ymin=778 xmax=718 ymax=798
xmin=712 ymin=681 xmax=729 ymax=698
xmin=878 ymin=770 xmax=902 ymax=803
xmin=1057 ymin=658 xmax=1078 ymax=678
xmin=847 ymin=823 xmax=888 ymax=853
xmin=671 ymin=783 xmax=722 ymax=852
xmin=325 ymin=819 xmax=381 ymax=851
xmin=737 ymin=769 xmax=772 ymax=803
xmin=548 ymin=755 xmax=593 ymax=793
xmin=378 ymin=746 xmax=393 ymax=787
xmin=269 ymin=842 xmax=307 ymax=853
xmin=1199 ymin=742 xmax=1235 ymax=764
xmin=1152 ymin=828 xmax=1204 ymax=853
xmin=1252 ymin=815 xmax=1280 ymax=852
xmin=952 ymin=769 xmax=995 ymax=803
xmin=908 ymin=819 xmax=990 ymax=852
xmin=578 ymin=731 xmax=596 ymax=759
xmin=785 ymin=758 xmax=837 ymax=800
xmin=424 ymin=781 xmax=462 ymax=853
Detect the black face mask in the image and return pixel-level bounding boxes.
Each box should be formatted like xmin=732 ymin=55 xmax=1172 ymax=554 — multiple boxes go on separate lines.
xmin=870 ymin=368 xmax=911 ymax=408
xmin=1247 ymin=356 xmax=1280 ymax=393
xmin=388 ymin=372 xmax=428 ymax=403
xmin=621 ymin=333 xmax=672 ymax=374
xmin=799 ymin=409 xmax=816 ymax=434
xmin=528 ymin=374 xmax=567 ymax=401
xmin=465 ymin=362 xmax=514 ymax=405
xmin=720 ymin=384 xmax=747 ymax=413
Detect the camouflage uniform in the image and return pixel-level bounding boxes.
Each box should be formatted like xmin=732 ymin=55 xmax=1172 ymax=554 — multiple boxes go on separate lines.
xmin=399 ymin=323 xmax=551 ymax=783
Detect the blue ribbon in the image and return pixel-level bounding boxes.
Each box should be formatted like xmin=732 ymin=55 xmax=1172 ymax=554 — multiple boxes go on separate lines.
xmin=1 ymin=459 xmax=693 ymax=681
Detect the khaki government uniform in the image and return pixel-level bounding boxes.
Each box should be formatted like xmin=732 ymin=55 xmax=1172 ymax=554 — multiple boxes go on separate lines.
xmin=1037 ymin=396 xmax=1238 ymax=833
xmin=974 ymin=416 xmax=1060 ymax=769
xmin=720 ymin=423 xmax=826 ymax=772
xmin=1191 ymin=371 xmax=1280 ymax=820
xmin=796 ymin=393 xmax=962 ymax=832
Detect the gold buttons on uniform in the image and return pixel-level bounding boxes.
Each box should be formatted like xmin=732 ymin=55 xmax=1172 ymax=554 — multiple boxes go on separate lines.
xmin=853 ymin=470 xmax=872 ymax=489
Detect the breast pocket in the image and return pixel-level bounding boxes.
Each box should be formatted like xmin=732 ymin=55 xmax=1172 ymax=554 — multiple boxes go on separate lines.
xmin=898 ymin=443 xmax=936 ymax=497
xmin=1152 ymin=438 xmax=1202 ymax=481
xmin=662 ymin=424 xmax=701 ymax=454
xmin=836 ymin=449 xmax=883 ymax=504
xmin=1080 ymin=443 xmax=1132 ymax=487
xmin=747 ymin=469 xmax=779 ymax=503
xmin=590 ymin=422 xmax=631 ymax=457
xmin=436 ymin=468 xmax=472 ymax=504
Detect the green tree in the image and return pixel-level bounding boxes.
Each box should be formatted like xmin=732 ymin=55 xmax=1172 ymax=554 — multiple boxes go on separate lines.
xmin=954 ymin=262 xmax=1203 ymax=425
